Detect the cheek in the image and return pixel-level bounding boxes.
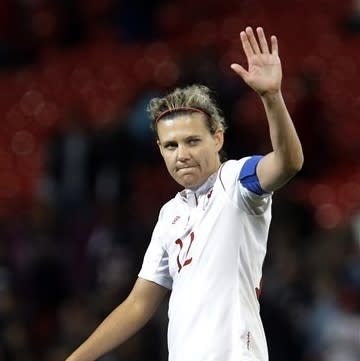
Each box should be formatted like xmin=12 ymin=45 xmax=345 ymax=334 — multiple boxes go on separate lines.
xmin=199 ymin=148 xmax=217 ymax=170
xmin=162 ymin=154 xmax=175 ymax=170
xmin=199 ymin=146 xmax=213 ymax=162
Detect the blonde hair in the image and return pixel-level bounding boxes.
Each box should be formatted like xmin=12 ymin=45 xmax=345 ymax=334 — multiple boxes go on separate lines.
xmin=147 ymin=84 xmax=227 ymax=139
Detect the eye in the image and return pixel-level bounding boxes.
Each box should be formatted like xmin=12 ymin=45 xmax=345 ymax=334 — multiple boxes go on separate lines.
xmin=164 ymin=142 xmax=177 ymax=150
xmin=188 ymin=138 xmax=200 ymax=146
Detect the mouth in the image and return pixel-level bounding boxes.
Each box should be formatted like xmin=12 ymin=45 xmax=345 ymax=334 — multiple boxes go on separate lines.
xmin=176 ymin=166 xmax=196 ymax=172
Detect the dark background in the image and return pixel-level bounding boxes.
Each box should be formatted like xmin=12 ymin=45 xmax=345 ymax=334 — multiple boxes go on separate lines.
xmin=0 ymin=1 xmax=359 ymax=360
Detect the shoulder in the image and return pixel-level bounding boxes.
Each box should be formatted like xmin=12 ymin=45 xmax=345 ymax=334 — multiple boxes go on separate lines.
xmin=217 ymin=157 xmax=251 ymax=189
xmin=157 ymin=195 xmax=183 ymax=223
xmin=216 ymin=156 xmax=271 ymax=214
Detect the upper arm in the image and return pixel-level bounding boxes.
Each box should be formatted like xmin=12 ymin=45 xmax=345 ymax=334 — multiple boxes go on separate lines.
xmin=257 ymin=151 xmax=299 ymax=192
xmin=126 ymin=277 xmax=169 ymax=322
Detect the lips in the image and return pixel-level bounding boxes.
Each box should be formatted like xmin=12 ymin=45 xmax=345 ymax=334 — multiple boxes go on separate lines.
xmin=177 ymin=166 xmax=196 ymax=171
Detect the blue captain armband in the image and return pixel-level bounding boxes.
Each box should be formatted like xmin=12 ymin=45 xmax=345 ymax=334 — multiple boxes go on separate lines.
xmin=239 ymin=155 xmax=267 ymax=195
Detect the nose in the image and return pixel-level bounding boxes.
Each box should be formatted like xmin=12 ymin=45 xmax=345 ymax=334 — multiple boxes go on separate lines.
xmin=177 ymin=144 xmax=190 ymax=161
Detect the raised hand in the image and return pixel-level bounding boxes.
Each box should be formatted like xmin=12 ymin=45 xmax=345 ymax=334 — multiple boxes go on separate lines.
xmin=231 ymin=27 xmax=282 ymax=96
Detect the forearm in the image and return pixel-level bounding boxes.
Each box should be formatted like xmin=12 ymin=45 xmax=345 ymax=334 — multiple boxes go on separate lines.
xmin=261 ymin=90 xmax=304 ymax=172
xmin=66 ymin=296 xmax=152 ymax=361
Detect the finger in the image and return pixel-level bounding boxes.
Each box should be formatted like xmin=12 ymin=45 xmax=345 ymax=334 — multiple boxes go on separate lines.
xmin=240 ymin=31 xmax=254 ymax=59
xmin=271 ymin=35 xmax=278 ymax=55
xmin=245 ymin=27 xmax=261 ymax=54
xmin=230 ymin=63 xmax=248 ymax=80
xmin=256 ymin=27 xmax=269 ymax=53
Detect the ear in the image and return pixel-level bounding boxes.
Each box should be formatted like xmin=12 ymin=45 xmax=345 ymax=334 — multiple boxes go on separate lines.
xmin=213 ymin=130 xmax=224 ymax=152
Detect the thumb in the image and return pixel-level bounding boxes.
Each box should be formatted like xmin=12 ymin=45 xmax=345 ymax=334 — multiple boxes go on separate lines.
xmin=230 ymin=63 xmax=248 ymax=80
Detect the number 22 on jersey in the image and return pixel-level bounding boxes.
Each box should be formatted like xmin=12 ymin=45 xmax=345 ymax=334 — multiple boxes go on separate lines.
xmin=175 ymin=231 xmax=195 ymax=273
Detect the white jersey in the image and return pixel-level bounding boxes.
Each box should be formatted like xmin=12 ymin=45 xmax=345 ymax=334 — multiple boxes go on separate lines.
xmin=139 ymin=157 xmax=272 ymax=361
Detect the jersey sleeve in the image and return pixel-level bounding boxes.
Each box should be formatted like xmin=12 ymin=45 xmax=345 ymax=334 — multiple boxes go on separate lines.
xmin=138 ymin=208 xmax=173 ymax=290
xmin=218 ymin=156 xmax=272 ymax=215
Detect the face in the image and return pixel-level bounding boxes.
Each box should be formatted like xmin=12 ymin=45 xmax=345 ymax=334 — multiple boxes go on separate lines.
xmin=157 ymin=113 xmax=224 ymax=189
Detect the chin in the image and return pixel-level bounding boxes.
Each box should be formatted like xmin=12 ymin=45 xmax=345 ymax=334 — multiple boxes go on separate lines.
xmin=183 ymin=178 xmax=203 ymax=190
xmin=174 ymin=172 xmax=206 ymax=189
xmin=174 ymin=177 xmax=196 ymax=189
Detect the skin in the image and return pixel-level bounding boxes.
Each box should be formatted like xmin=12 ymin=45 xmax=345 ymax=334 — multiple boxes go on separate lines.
xmin=231 ymin=26 xmax=303 ymax=192
xmin=65 ymin=278 xmax=168 ymax=361
xmin=157 ymin=112 xmax=224 ymax=189
xmin=65 ymin=26 xmax=303 ymax=361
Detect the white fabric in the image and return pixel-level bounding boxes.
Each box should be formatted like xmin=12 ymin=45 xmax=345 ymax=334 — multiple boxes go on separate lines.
xmin=139 ymin=158 xmax=272 ymax=361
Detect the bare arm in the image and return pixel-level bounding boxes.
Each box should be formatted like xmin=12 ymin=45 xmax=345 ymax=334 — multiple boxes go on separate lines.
xmin=257 ymin=91 xmax=303 ymax=191
xmin=65 ymin=278 xmax=168 ymax=361
xmin=231 ymin=27 xmax=304 ymax=192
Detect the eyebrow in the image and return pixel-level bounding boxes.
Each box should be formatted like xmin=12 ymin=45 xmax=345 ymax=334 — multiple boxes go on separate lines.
xmin=185 ymin=135 xmax=201 ymax=140
xmin=165 ymin=135 xmax=200 ymax=142
xmin=162 ymin=140 xmax=178 ymax=147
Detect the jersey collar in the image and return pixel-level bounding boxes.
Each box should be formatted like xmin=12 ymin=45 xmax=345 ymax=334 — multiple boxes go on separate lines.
xmin=178 ymin=171 xmax=217 ymax=207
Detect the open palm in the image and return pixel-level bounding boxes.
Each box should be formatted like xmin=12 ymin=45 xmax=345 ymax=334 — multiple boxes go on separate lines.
xmin=231 ymin=27 xmax=282 ymax=96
